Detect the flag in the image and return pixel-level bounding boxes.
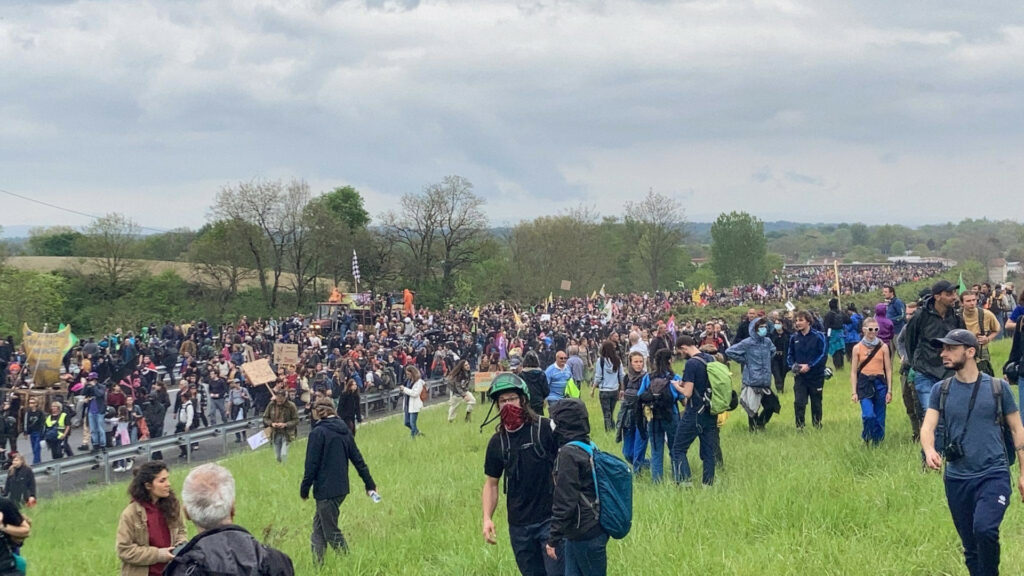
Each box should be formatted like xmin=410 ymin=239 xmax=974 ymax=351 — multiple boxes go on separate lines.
xmin=351 ymin=250 xmax=361 ymax=283
xmin=692 ymin=288 xmax=701 ymax=302
xmin=667 ymin=315 xmax=677 ymax=339
xmin=698 ymin=283 xmax=706 ymax=294
xmin=958 ymin=272 xmax=967 ymax=295
xmin=514 ymin=310 xmax=523 ymax=327
xmin=548 ymin=292 xmax=553 ymax=305
xmin=472 ymin=306 xmax=480 ymax=319
xmin=590 ymin=290 xmax=597 ymax=300
xmin=599 ymin=284 xmax=606 ymax=298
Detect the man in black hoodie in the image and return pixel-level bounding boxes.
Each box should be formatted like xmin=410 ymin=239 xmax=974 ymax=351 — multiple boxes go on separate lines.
xmin=301 ymin=397 xmax=377 ymax=565
xmin=546 ymin=399 xmax=608 ymax=576
xmin=166 ymin=463 xmax=294 ymax=576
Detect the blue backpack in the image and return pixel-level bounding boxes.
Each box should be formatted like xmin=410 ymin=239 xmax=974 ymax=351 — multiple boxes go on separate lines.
xmin=567 ymin=441 xmax=633 ymax=539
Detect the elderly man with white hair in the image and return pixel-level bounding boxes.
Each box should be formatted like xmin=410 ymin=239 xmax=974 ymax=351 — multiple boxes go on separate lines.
xmin=163 ymin=463 xmax=294 ymax=575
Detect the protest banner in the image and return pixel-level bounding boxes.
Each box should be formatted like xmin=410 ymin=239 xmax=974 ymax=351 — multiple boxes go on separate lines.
xmin=274 ymin=343 xmax=299 ymax=366
xmin=241 ymin=358 xmax=277 ymax=385
xmin=21 ymin=323 xmax=72 ymax=387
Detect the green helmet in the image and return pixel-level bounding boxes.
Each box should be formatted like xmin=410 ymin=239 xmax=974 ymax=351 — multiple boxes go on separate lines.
xmin=487 ymin=373 xmax=530 ymax=401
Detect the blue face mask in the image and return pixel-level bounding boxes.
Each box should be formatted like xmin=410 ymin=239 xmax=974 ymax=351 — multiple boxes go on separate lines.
xmin=773 ymin=323 xmax=783 ymax=331
xmin=757 ymin=327 xmax=768 ymax=337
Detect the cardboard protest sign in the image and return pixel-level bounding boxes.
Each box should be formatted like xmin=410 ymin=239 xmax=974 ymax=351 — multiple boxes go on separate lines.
xmin=22 ymin=323 xmax=72 ymax=387
xmin=241 ymin=359 xmax=277 ymax=385
xmin=273 ymin=343 xmax=299 ymax=366
xmin=474 ymin=371 xmax=512 ymax=393
xmin=560 ymin=280 xmax=572 ymax=291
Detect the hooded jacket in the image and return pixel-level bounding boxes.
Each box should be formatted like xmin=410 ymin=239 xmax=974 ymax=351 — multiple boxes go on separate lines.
xmin=548 ymin=399 xmax=602 ymax=546
xmin=905 ymin=295 xmax=965 ymax=380
xmin=163 ymin=524 xmax=294 ymax=576
xmin=725 ymin=320 xmax=776 ymax=388
xmin=300 ymin=416 xmax=376 ymax=501
xmin=519 ymin=368 xmax=550 ymax=414
xmin=874 ymin=303 xmax=895 ymax=344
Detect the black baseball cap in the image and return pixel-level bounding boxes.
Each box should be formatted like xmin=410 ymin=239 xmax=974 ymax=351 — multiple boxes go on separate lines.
xmin=931 ymin=280 xmax=956 ymax=295
xmin=931 ymin=329 xmax=979 ymax=350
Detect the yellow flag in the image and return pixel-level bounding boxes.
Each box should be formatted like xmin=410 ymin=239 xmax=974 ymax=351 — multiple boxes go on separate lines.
xmin=590 ymin=290 xmax=597 ymax=300
xmin=833 ymin=261 xmax=841 ymax=294
xmin=514 ymin=310 xmax=523 ymax=327
xmin=548 ymin=292 xmax=553 ymax=305
xmin=472 ymin=306 xmax=480 ymax=319
xmin=22 ymin=323 xmax=72 ymax=387
xmin=698 ymin=283 xmax=706 ymax=293
xmin=692 ymin=288 xmax=701 ymax=301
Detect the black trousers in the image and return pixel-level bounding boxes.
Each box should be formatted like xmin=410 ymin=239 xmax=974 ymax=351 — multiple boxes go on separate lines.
xmin=598 ymin=391 xmax=618 ymax=432
xmin=771 ymin=356 xmax=788 ymax=392
xmin=793 ymin=374 xmax=824 ymax=428
xmin=945 ymin=470 xmax=1010 ymax=576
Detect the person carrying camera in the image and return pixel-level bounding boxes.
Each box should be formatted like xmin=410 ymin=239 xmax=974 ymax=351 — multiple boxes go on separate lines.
xmin=921 ymin=329 xmax=1024 ymax=576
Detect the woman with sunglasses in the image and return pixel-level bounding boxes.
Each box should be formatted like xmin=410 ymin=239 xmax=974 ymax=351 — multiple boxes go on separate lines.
xmin=850 ymin=317 xmax=893 ymax=445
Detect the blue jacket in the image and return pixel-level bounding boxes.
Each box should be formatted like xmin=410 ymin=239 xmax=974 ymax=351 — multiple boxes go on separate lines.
xmin=887 ymin=298 xmax=907 ymax=334
xmin=545 ymin=364 xmax=573 ymax=403
xmin=725 ymin=323 xmax=775 ymax=388
xmin=593 ymin=357 xmax=623 ymax=393
xmin=843 ymin=313 xmax=863 ymax=344
xmin=637 ymin=372 xmax=683 ymax=417
xmin=786 ymin=329 xmax=828 ymax=378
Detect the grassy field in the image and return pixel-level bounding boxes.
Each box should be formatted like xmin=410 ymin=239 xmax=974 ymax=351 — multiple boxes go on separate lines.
xmin=27 ymin=341 xmax=1024 ymax=575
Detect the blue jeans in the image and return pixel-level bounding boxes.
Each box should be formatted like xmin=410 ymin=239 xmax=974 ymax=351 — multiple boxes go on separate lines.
xmin=914 ymin=373 xmax=941 ymax=417
xmin=404 ymin=412 xmax=420 ymax=437
xmin=29 ymin=431 xmax=42 ymax=465
xmin=858 ymin=377 xmax=888 ymax=444
xmin=508 ymin=519 xmax=563 ymax=576
xmin=671 ymin=411 xmax=720 ymax=486
xmin=648 ymin=416 xmax=679 ymax=483
xmin=945 ymin=470 xmax=1011 ymax=576
xmin=620 ymin=427 xmax=648 ymax=473
xmin=88 ymin=411 xmax=106 ymax=449
xmin=564 ymin=531 xmax=609 ymax=576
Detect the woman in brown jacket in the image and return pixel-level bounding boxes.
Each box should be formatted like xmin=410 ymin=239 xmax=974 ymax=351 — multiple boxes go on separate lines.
xmin=116 ymin=461 xmax=187 ymax=576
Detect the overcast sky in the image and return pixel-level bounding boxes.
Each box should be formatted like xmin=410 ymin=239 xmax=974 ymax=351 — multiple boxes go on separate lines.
xmin=2 ymin=0 xmax=1023 ymax=234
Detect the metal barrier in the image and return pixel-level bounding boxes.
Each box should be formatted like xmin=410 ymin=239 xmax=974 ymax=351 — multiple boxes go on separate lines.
xmin=17 ymin=379 xmax=449 ymax=492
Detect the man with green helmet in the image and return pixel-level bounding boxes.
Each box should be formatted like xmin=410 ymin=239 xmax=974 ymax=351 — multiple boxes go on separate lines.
xmin=481 ymin=373 xmax=563 ymax=576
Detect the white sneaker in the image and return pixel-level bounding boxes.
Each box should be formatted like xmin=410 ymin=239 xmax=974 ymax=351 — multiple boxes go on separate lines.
xmin=112 ymin=465 xmax=124 ymax=472
xmin=124 ymin=460 xmax=134 ymax=471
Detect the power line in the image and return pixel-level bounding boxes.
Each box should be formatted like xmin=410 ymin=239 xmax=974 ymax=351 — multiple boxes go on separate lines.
xmin=0 ymin=187 xmax=172 ymax=233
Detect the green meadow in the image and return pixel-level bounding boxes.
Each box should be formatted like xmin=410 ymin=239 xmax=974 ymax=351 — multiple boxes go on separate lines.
xmin=27 ymin=340 xmax=1024 ymax=575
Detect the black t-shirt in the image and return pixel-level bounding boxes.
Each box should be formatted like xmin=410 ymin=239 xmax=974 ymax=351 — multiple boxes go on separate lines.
xmin=484 ymin=418 xmax=558 ymax=526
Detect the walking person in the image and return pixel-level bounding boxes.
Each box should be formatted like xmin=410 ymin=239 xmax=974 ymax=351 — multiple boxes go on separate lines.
xmin=300 ymin=398 xmax=378 ymax=566
xmin=726 ymin=317 xmax=780 ymax=432
xmin=338 ymin=378 xmax=362 ymax=436
xmin=906 ymin=280 xmax=966 ymax=423
xmin=546 ymin=399 xmax=609 ymax=576
xmin=2 ymin=453 xmax=35 ymax=509
xmin=768 ymin=315 xmax=791 ymax=393
xmin=447 ymin=359 xmax=476 ymax=423
xmin=519 ymin=352 xmax=550 ymax=416
xmin=850 ymin=318 xmax=893 ymax=445
xmin=175 ymin=391 xmax=195 ymax=459
xmin=787 ymin=311 xmax=829 ymax=430
xmin=228 ymin=379 xmax=251 ymax=443
xmin=116 ymin=461 xmax=188 ymax=576
xmin=591 ymin=341 xmax=623 ymax=433
xmin=481 ymin=374 xmax=563 ymax=576
xmin=22 ymin=398 xmax=44 ymax=465
xmin=263 ymin=391 xmax=299 ymax=464
xmin=921 ymin=329 xmax=1024 ymax=576
xmin=208 ymin=375 xmax=229 ymax=425
xmin=400 ymin=365 xmax=425 ymax=438
xmin=616 ymin=352 xmax=649 ymax=474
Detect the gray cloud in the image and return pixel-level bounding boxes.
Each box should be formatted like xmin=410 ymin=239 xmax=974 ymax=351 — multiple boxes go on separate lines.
xmin=1 ymin=0 xmax=1023 ymax=231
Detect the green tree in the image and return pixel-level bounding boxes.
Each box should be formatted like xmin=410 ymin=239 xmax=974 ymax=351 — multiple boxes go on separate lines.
xmin=0 ymin=268 xmax=67 ymax=338
xmin=79 ymin=213 xmax=141 ymax=294
xmin=624 ymin=189 xmax=687 ymax=291
xmin=28 ymin=226 xmax=83 ymax=257
xmin=187 ymin=220 xmax=258 ymax=313
xmin=889 ymin=240 xmax=907 ymax=256
xmin=710 ymin=211 xmax=767 ymax=285
xmin=320 ymin=186 xmax=370 ymax=230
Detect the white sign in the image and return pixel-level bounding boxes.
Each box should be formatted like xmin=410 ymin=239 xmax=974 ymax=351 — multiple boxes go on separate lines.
xmin=785 ymin=300 xmax=796 ymax=312
xmin=247 ymin=430 xmax=269 ymax=450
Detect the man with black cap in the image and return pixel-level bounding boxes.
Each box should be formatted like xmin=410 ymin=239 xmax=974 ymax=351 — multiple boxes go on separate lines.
xmin=906 ymin=279 xmax=965 ymax=417
xmin=920 ymin=329 xmax=1024 ymax=576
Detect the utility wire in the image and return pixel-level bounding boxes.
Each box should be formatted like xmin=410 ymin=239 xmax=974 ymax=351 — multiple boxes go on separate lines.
xmin=0 ymin=187 xmax=172 ymax=233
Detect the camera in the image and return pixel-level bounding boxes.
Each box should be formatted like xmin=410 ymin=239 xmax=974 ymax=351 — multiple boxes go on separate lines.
xmin=944 ymin=440 xmax=965 ymax=462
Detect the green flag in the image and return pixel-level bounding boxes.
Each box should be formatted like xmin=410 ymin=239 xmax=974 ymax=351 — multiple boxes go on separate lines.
xmin=957 ymin=272 xmax=967 ymax=295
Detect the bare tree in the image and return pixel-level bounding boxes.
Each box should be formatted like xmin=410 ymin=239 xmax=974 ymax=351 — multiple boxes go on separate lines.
xmin=280 ymin=180 xmax=317 ymax=308
xmin=81 ymin=213 xmax=140 ymax=293
xmin=429 ymin=175 xmax=488 ymax=302
xmin=382 ymin=190 xmax=443 ymax=291
xmin=187 ymin=219 xmax=257 ymax=313
xmin=211 ymin=180 xmax=292 ymax=309
xmin=624 ymin=189 xmax=687 ymax=291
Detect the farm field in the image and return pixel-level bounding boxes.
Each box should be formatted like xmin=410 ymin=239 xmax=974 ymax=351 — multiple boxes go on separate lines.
xmin=27 ymin=341 xmax=1024 ymax=575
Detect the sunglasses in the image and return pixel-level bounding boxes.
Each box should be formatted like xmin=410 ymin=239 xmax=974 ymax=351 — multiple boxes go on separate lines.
xmin=865 ymin=327 xmax=879 ymax=332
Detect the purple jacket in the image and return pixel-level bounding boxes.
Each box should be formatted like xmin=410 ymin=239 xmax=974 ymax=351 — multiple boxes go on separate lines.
xmin=874 ymin=303 xmax=895 ymax=343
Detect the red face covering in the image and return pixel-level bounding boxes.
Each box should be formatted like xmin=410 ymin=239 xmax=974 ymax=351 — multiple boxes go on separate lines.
xmin=500 ymin=402 xmax=526 ymax=433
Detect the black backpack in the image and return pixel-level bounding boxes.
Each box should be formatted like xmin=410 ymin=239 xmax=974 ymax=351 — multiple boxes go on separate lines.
xmin=641 ymin=375 xmax=676 ymax=419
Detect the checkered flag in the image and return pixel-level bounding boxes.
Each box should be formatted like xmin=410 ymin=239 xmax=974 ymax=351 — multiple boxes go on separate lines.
xmin=351 ymin=249 xmax=361 ymax=283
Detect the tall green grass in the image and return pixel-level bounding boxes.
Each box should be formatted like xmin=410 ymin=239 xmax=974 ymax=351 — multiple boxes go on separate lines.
xmin=28 ymin=341 xmax=1023 ymax=575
